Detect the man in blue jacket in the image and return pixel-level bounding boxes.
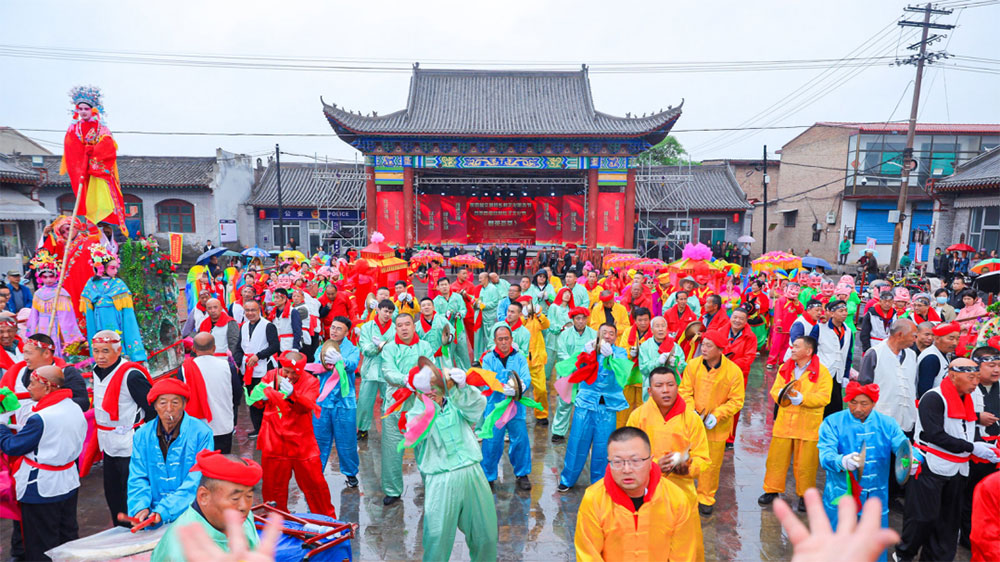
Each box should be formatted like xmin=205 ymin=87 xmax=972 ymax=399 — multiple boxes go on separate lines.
xmin=313 ymin=315 xmax=361 ymax=488
xmin=126 ymin=378 xmax=213 ymax=528
xmin=4 ymin=270 xmax=32 ymax=314
xmin=480 ymin=325 xmax=534 ymax=491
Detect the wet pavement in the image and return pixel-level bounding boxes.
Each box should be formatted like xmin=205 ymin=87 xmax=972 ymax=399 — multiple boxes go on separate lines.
xmin=3 ymin=355 xmax=975 ymax=561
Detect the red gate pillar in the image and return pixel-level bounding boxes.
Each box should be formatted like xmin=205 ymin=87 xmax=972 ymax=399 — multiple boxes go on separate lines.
xmin=365 ymin=164 xmax=376 ymax=238
xmin=624 ymin=168 xmax=637 ymax=249
xmin=586 ymin=168 xmax=599 ymax=248
xmin=403 ymin=166 xmax=415 ymax=247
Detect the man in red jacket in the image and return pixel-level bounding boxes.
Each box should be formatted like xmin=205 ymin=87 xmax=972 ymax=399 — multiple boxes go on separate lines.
xmin=319 ymin=284 xmax=355 ymax=339
xmin=972 ymin=471 xmax=1000 ymax=561
xmin=702 ymin=295 xmax=731 ymax=334
xmin=248 ymin=350 xmax=335 ymax=518
xmin=724 ymin=307 xmax=758 ymax=446
xmin=664 ymin=290 xmax=698 ymax=338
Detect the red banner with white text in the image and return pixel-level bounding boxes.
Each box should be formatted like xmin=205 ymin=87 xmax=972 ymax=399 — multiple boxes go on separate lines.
xmin=534 ymin=196 xmax=562 ymax=245
xmin=439 ymin=195 xmax=468 ymax=244
xmin=417 ymin=195 xmax=442 ymax=246
xmin=562 ymin=195 xmax=584 ymax=246
xmin=375 ymin=191 xmax=405 ymax=246
xmin=596 ymin=192 xmax=626 ymax=247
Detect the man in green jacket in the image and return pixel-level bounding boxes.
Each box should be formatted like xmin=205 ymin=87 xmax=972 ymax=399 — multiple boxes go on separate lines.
xmin=355 ymin=299 xmax=396 ymax=440
xmin=838 ymin=236 xmax=851 ymax=266
xmin=404 ymin=364 xmax=497 ymax=562
xmin=638 ymin=316 xmax=687 ymax=401
xmin=379 ymin=313 xmax=434 ymax=505
xmin=474 ymin=272 xmax=501 ymax=359
xmin=553 ymin=307 xmax=597 ymax=441
xmin=434 ymin=277 xmax=471 ymax=369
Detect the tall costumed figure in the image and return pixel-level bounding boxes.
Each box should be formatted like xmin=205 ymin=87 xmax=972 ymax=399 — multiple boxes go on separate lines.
xmin=81 ymin=244 xmax=147 ymax=362
xmin=25 ymin=250 xmax=84 ymax=357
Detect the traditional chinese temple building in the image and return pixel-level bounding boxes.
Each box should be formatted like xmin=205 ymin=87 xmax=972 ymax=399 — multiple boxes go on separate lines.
xmin=322 ymin=65 xmax=682 ymax=249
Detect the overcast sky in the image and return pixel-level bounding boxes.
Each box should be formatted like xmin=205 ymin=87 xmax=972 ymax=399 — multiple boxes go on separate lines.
xmin=2 ymin=0 xmax=998 ymax=164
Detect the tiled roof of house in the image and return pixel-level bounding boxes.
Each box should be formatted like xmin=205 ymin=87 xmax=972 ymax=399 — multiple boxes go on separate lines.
xmin=636 ymin=164 xmax=752 ymax=211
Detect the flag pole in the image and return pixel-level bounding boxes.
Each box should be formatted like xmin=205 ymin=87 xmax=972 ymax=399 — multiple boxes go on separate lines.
xmin=47 ymin=181 xmax=85 ymax=338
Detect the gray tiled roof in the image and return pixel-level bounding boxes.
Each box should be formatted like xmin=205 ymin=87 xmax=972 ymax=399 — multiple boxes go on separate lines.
xmin=249 ymin=162 xmax=365 ymax=208
xmin=636 ymin=164 xmax=752 ymax=211
xmin=935 ymin=145 xmax=1000 ymax=190
xmin=0 ymin=155 xmax=39 ymax=183
xmin=322 ymin=67 xmax=682 ymax=138
xmin=16 ymin=155 xmax=215 ymax=189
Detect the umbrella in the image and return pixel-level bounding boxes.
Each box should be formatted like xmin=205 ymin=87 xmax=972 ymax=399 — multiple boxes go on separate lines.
xmin=801 ymin=256 xmax=832 ymax=270
xmin=971 ymin=258 xmax=1000 ymax=275
xmin=751 ymin=251 xmax=801 ymax=272
xmin=667 ymin=258 xmax=721 ymax=275
xmin=634 ymin=259 xmax=667 ymax=273
xmin=857 ymin=248 xmax=879 ymax=258
xmin=737 ymin=235 xmax=756 ymax=244
xmin=241 ymin=246 xmax=269 ymax=259
xmin=603 ymin=253 xmax=641 ymax=268
xmin=713 ymin=259 xmax=743 ymax=275
xmin=947 ymin=243 xmax=976 ymax=253
xmin=449 ymin=254 xmax=485 ymax=268
xmin=222 ymin=250 xmax=243 ymax=258
xmin=973 ymin=270 xmax=1000 ymax=294
xmin=411 ymin=249 xmax=445 ymax=265
xmin=196 ymin=247 xmax=227 ymax=265
xmin=277 ymin=250 xmax=307 ymax=263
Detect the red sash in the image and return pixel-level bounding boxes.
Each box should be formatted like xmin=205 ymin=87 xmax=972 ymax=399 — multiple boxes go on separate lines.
xmin=101 ymin=362 xmax=152 ymax=422
xmin=199 ymin=310 xmax=233 ymax=334
xmin=181 ymin=357 xmax=213 ymax=423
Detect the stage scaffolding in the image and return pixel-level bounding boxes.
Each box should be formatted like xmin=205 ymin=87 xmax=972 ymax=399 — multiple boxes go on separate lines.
xmin=311 ymin=160 xmax=370 ymax=251
xmin=635 ymin=162 xmax=695 ymax=260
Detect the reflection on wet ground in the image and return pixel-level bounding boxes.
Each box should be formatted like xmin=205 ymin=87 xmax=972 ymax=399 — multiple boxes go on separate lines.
xmin=5 ymin=356 xmax=973 ymax=561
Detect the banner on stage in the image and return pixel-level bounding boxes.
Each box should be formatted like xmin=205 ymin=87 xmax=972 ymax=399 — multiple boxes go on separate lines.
xmin=418 ymin=195 xmax=442 ymax=245
xmin=596 ymin=192 xmax=626 ymax=247
xmin=467 ymin=197 xmax=535 ymax=245
xmin=168 ymin=233 xmax=184 ymax=263
xmin=440 ymin=196 xmax=467 ymax=244
xmin=376 ymin=192 xmax=406 ymax=246
xmin=562 ymin=195 xmax=584 ymax=245
xmin=535 ymin=196 xmax=562 ymax=245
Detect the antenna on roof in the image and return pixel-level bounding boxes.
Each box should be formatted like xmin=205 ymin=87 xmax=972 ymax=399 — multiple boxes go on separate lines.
xmin=413 ymin=62 xmax=419 ymax=69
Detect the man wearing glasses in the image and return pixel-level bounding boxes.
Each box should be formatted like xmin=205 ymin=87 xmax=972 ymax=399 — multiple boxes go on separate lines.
xmin=574 ymin=426 xmax=697 ymax=560
xmin=895 ymin=357 xmax=1000 ymax=562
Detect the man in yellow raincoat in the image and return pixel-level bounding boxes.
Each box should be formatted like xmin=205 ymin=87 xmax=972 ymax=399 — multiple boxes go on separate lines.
xmin=574 ymin=426 xmax=697 ymax=561
xmin=628 ymin=366 xmax=710 ymax=561
xmin=758 ymin=335 xmax=832 ymax=512
xmin=589 ymin=290 xmax=630 ymax=340
xmin=520 ymin=299 xmax=551 ymax=422
xmin=678 ymin=329 xmax=745 ymax=515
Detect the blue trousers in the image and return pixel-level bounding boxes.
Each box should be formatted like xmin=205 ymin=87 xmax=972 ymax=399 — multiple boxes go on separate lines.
xmin=559 ymin=406 xmax=617 ymax=488
xmin=313 ymin=405 xmax=359 ymax=477
xmin=480 ymin=418 xmax=531 ymax=481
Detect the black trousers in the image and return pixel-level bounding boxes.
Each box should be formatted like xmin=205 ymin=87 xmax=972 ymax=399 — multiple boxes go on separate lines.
xmin=896 ymin=464 xmax=965 ymax=561
xmin=21 ymin=491 xmax=79 ymax=561
xmin=301 ymin=339 xmax=318 ymax=367
xmin=888 ymin=429 xmax=915 ymax=501
xmin=214 ymin=433 xmax=234 ymax=454
xmin=515 ymin=259 xmax=525 ymax=275
xmin=961 ymin=459 xmax=997 ymax=545
xmin=823 ymin=377 xmax=844 ymax=418
xmin=246 ymin=377 xmax=264 ymax=433
xmin=501 ymin=257 xmax=510 ymax=274
xmin=103 ymin=454 xmax=131 ymax=527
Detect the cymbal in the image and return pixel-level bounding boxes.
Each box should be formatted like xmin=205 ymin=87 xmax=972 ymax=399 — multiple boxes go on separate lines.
xmin=777 ymin=379 xmax=802 ymax=408
xmin=417 ymin=356 xmax=451 ymax=394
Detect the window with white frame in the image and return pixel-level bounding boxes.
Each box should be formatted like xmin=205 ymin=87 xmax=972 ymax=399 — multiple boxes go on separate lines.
xmin=969 ymin=207 xmax=1000 ymax=253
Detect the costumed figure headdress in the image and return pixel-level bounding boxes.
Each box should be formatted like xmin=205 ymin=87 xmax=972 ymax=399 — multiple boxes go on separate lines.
xmin=29 ymin=250 xmax=60 ymax=277
xmin=88 ymin=242 xmax=118 ymax=276
xmin=69 ymin=85 xmax=104 ymax=117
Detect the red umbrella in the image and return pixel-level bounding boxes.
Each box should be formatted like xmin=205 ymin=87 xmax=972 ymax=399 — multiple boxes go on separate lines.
xmin=947 ymin=243 xmax=976 ymax=253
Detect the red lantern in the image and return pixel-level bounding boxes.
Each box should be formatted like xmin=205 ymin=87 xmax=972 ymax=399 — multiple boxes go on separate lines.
xmin=733 ymin=213 xmax=740 ymax=223
xmin=258 ymin=209 xmax=266 ymax=220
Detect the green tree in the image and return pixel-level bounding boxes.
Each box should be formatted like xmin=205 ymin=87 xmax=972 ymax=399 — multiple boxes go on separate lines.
xmin=635 ymin=135 xmax=697 ymax=166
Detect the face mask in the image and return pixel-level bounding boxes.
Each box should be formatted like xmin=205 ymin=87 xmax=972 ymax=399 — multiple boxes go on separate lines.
xmin=936 ymin=296 xmax=948 ymax=304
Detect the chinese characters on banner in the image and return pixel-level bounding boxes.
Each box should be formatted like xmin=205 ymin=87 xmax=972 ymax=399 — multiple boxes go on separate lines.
xmin=376 ymin=192 xmax=406 ymax=246
xmin=440 ymin=195 xmax=468 ymax=244
xmin=418 ymin=195 xmax=442 ymax=245
xmin=596 ymin=192 xmax=626 ymax=247
xmin=467 ymin=197 xmax=536 ymax=244
xmin=168 ymin=233 xmax=184 ymax=263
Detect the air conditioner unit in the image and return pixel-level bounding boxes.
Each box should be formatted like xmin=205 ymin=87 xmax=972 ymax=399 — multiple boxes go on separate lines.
xmin=826 ymin=211 xmax=837 ymax=224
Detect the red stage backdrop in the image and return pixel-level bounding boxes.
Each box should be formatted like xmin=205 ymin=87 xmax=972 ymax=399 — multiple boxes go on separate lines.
xmin=562 ymin=195 xmax=584 ymax=245
xmin=535 ymin=196 xmax=562 ymax=244
xmin=375 ymin=191 xmax=405 ymax=246
xmin=440 ymin=195 xmax=468 ymax=244
xmin=596 ymin=192 xmax=626 ymax=247
xmin=467 ymin=197 xmax=535 ymax=244
xmin=418 ymin=195 xmax=442 ymax=245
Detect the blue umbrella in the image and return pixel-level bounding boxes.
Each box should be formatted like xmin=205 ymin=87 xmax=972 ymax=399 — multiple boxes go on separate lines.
xmin=801 ymin=256 xmax=832 ymax=270
xmin=857 ymin=248 xmax=879 ymax=258
xmin=241 ymin=246 xmax=269 ymax=259
xmin=196 ymin=247 xmax=227 ymax=265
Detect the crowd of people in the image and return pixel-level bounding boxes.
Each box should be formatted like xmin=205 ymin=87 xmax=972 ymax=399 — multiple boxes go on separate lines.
xmin=2 ymin=228 xmax=1000 ymax=561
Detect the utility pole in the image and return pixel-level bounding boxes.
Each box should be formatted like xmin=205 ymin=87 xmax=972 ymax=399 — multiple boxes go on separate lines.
xmin=889 ymin=3 xmax=953 ymax=269
xmin=762 ymin=145 xmax=768 ymax=254
xmin=275 ymin=144 xmax=286 ymax=252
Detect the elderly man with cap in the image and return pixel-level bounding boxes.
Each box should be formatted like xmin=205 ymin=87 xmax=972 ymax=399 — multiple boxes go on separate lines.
xmin=627 ymin=366 xmax=709 ymax=559
xmin=678 ymin=329 xmax=745 ymax=515
xmin=91 ymin=329 xmax=155 ymax=524
xmin=247 ymin=350 xmax=335 ymax=517
xmin=906 ymin=292 xmax=941 ymax=325
xmin=3 ymin=269 xmax=31 ymax=314
xmin=589 ymin=290 xmax=630 ymax=339
xmin=637 ymin=315 xmax=685 ymax=400
xmin=378 ymin=312 xmax=434 ymax=505
xmin=759 ymin=336 xmax=832 ymax=512
xmin=895 ymin=357 xmax=1000 ymax=562
xmin=401 ymin=351 xmax=497 ymax=561
xmin=553 ymin=306 xmax=596 ymax=442
xmin=558 ymin=323 xmax=628 ymax=492
xmin=312 ymin=315 xmax=360 ymax=488
xmin=0 ymin=334 xmax=90 ymax=414
xmin=860 ymin=290 xmax=897 ymax=355
xmin=960 ymin=342 xmax=1000 ymax=548
xmin=480 ymin=324 xmax=534 ymax=491
xmin=356 ymin=298 xmax=395 ymax=441
xmin=126 ymin=378 xmax=213 ymax=529
xmin=916 ymin=321 xmax=961 ymax=398
xmin=574 ymin=426 xmax=698 ymax=561
xmin=196 ymin=298 xmax=240 ymax=358
xmin=809 ymin=299 xmax=855 ymax=417
xmin=0 ymin=365 xmax=84 ymax=561
xmin=150 ymin=450 xmax=265 ymax=562
xmin=664 ymin=276 xmax=703 ymax=316
xmin=178 ymin=333 xmax=240 ymax=453
xmin=818 ymin=381 xmax=917 ymax=554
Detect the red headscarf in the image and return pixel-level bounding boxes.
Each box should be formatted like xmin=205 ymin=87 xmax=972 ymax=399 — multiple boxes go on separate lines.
xmin=189 ymin=449 xmax=262 ymax=487
xmin=843 ymin=381 xmax=879 ymax=403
